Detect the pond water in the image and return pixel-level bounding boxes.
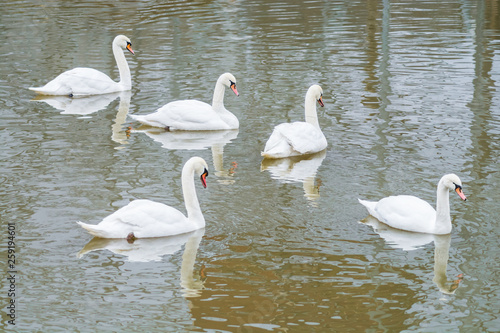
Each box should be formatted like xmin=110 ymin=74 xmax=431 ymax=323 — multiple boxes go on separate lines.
xmin=1 ymin=0 xmax=500 ymax=332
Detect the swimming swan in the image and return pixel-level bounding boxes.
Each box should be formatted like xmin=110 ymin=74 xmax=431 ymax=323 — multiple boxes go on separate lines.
xmin=261 ymin=84 xmax=327 ymax=159
xmin=130 ymin=72 xmax=239 ymax=130
xmin=358 ymin=174 xmax=467 ymax=234
xmin=77 ymin=157 xmax=209 ymax=239
xmin=29 ymin=35 xmax=134 ymax=96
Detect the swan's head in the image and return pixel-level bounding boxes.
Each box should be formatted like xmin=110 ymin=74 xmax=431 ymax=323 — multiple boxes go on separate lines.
xmin=187 ymin=157 xmax=209 ymax=188
xmin=218 ymin=73 xmax=239 ymax=96
xmin=307 ymin=84 xmax=324 ymax=107
xmin=114 ymin=35 xmax=134 ymax=55
xmin=440 ymin=174 xmax=467 ymax=201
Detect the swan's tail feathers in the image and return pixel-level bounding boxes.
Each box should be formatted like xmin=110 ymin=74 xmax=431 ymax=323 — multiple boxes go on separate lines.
xmin=77 ymin=221 xmax=110 ymax=238
xmin=29 ymin=86 xmax=68 ymax=96
xmin=129 ymin=114 xmax=152 ymax=124
xmin=29 ymin=87 xmax=48 ymax=95
xmin=358 ymin=199 xmax=378 ymax=218
xmin=261 ymin=151 xmax=281 ymax=159
xmin=261 ymin=151 xmax=274 ymax=158
xmin=129 ymin=114 xmax=162 ymax=128
xmin=261 ymin=140 xmax=293 ymax=159
xmin=128 ymin=114 xmax=142 ymax=121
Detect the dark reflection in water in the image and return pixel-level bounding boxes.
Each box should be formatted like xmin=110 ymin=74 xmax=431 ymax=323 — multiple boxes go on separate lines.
xmin=1 ymin=0 xmax=500 ymax=332
xmin=189 ymin=235 xmax=422 ymax=331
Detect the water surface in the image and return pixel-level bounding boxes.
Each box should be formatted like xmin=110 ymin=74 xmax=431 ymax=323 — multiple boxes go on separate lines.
xmin=1 ymin=0 xmax=500 ymax=331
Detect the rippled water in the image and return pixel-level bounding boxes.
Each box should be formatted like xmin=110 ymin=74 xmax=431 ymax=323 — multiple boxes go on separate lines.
xmin=1 ymin=0 xmax=500 ymax=331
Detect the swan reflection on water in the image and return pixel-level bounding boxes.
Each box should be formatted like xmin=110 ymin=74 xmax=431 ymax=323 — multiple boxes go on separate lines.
xmin=261 ymin=150 xmax=326 ymax=205
xmin=132 ymin=128 xmax=239 ymax=184
xmin=32 ymin=91 xmax=132 ymax=148
xmin=361 ymin=217 xmax=463 ymax=294
xmin=31 ymin=91 xmax=124 ymax=115
xmin=78 ymin=228 xmax=206 ymax=297
xmin=110 ymin=91 xmax=131 ymax=148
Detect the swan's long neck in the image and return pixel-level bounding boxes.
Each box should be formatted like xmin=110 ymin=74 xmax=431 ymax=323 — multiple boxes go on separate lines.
xmin=182 ymin=163 xmax=205 ymax=226
xmin=113 ymin=42 xmax=131 ymax=89
xmin=434 ymin=180 xmax=452 ymax=234
xmin=304 ymin=93 xmax=320 ymax=129
xmin=211 ymin=80 xmax=226 ymax=112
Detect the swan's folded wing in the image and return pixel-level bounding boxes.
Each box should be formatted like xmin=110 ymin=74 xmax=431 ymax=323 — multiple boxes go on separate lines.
xmin=105 ymin=200 xmax=179 ymax=223
xmin=168 ymin=101 xmax=231 ymax=129
xmin=277 ymin=122 xmax=327 ymax=154
xmin=133 ymin=100 xmax=232 ymax=130
xmin=375 ymin=195 xmax=436 ymax=232
xmin=31 ymin=68 xmax=117 ymax=96
xmin=98 ymin=200 xmax=188 ymax=237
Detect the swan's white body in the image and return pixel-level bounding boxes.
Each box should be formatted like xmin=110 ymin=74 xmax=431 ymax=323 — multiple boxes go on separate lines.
xmin=261 ymin=85 xmax=327 ymax=159
xmin=358 ymin=174 xmax=467 ymax=234
xmin=29 ymin=35 xmax=134 ymax=97
xmin=130 ymin=73 xmax=239 ymax=131
xmin=77 ymin=157 xmax=209 ymax=238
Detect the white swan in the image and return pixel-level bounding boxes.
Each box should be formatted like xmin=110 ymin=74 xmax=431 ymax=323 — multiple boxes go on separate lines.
xmin=29 ymin=35 xmax=134 ymax=97
xmin=358 ymin=174 xmax=467 ymax=234
xmin=77 ymin=157 xmax=209 ymax=238
xmin=130 ymin=72 xmax=239 ymax=130
xmin=261 ymin=85 xmax=327 ymax=159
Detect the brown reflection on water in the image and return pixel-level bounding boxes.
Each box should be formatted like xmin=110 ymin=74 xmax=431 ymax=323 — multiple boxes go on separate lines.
xmin=467 ymin=0 xmax=499 ymax=183
xmin=184 ymin=242 xmax=423 ymax=331
xmin=361 ymin=0 xmax=383 ymax=110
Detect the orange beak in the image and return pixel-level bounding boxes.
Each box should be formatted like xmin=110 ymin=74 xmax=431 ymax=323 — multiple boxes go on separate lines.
xmin=455 ymin=186 xmax=467 ymax=201
xmin=318 ymin=96 xmax=324 ymax=107
xmin=230 ymin=83 xmax=239 ymax=96
xmin=126 ymin=43 xmax=135 ymax=55
xmin=200 ymin=169 xmax=208 ymax=188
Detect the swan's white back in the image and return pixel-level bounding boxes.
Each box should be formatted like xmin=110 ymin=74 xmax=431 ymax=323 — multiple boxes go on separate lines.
xmin=263 ymin=122 xmax=327 ymax=158
xmin=359 ymin=196 xmax=437 ymax=233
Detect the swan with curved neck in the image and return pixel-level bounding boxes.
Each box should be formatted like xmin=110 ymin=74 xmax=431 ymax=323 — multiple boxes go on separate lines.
xmin=29 ymin=35 xmax=134 ymax=97
xmin=261 ymin=84 xmax=327 ymax=159
xmin=358 ymin=174 xmax=467 ymax=234
xmin=77 ymin=157 xmax=209 ymax=239
xmin=130 ymin=72 xmax=239 ymax=131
